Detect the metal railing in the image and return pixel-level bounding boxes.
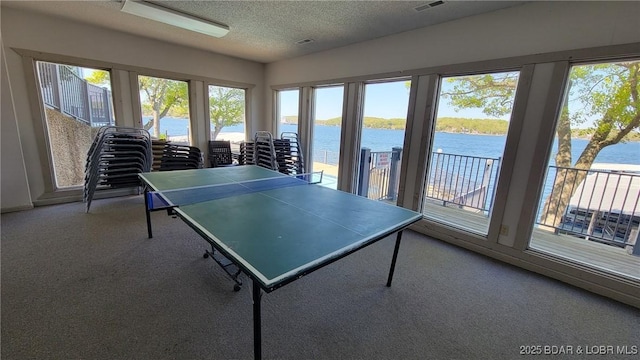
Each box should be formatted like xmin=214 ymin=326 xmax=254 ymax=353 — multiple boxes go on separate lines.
xmin=37 ymin=61 xmax=114 ymax=127
xmin=537 ymin=166 xmax=640 ymax=248
xmin=357 ymin=147 xmax=402 ymax=201
xmin=313 ymin=149 xmax=340 ymax=166
xmin=425 ymin=151 xmax=501 ymax=213
xmin=319 ymin=146 xmax=639 ymax=250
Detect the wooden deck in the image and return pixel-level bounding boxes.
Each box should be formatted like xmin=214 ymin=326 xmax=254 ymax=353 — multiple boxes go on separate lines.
xmin=422 ymin=201 xmax=640 ymax=281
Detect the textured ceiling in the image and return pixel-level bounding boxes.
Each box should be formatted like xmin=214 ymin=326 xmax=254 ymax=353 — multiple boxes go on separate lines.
xmin=2 ymin=0 xmax=527 ymax=63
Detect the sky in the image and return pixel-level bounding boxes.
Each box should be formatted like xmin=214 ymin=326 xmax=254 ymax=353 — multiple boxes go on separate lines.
xmin=280 ymin=80 xmax=502 ymax=121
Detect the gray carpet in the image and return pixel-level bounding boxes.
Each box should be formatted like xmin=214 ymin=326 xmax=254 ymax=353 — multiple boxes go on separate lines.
xmin=2 ymin=195 xmax=638 ymax=360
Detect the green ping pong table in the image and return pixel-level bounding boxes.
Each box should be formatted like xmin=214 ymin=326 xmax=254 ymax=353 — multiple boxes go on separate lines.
xmin=139 ymin=165 xmax=422 ymax=359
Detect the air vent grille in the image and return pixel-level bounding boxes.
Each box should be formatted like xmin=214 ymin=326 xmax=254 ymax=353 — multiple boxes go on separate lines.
xmin=295 ymin=39 xmax=315 ymax=45
xmin=415 ymin=1 xmax=445 ymax=12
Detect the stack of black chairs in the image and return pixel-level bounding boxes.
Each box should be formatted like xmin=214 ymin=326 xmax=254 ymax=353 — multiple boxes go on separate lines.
xmin=253 ymin=131 xmax=279 ymax=171
xmin=275 ymin=132 xmax=304 ymax=175
xmin=241 ymin=131 xmax=305 ymax=176
xmin=238 ymin=141 xmax=255 ymax=165
xmin=84 ymin=126 xmax=152 ymax=212
xmin=159 ymin=144 xmax=203 ymax=171
xmin=151 ymin=140 xmax=168 ymax=171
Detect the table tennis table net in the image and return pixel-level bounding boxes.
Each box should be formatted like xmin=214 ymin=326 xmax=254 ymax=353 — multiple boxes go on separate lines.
xmin=147 ymin=174 xmax=317 ymax=210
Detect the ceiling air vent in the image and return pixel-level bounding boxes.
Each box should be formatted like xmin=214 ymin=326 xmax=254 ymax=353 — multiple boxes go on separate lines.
xmin=414 ymin=1 xmax=445 ymax=12
xmin=295 ymin=39 xmax=315 ymax=45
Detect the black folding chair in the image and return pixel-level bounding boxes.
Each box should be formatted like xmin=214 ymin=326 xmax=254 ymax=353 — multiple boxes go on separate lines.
xmin=208 ymin=140 xmax=235 ymax=167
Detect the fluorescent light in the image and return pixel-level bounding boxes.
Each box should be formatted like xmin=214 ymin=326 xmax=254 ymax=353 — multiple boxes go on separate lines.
xmin=121 ymin=0 xmax=229 ymax=38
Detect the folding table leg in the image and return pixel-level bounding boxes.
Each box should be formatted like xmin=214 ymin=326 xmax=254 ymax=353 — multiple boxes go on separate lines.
xmin=144 ymin=188 xmax=153 ymax=238
xmin=386 ymin=230 xmax=403 ymax=287
xmin=253 ymin=279 xmax=262 ymax=360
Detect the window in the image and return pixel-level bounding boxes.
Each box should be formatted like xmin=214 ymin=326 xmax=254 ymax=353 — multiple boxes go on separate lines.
xmin=208 ymin=85 xmax=246 ymax=142
xmin=422 ymin=71 xmax=520 ymax=235
xmin=357 ymin=80 xmax=410 ymax=203
xmin=35 ymin=61 xmax=115 ymax=188
xmin=278 ymin=89 xmax=300 ymax=136
xmin=529 ymin=59 xmax=640 ymax=280
xmin=138 ymin=75 xmax=190 ymax=145
xmin=311 ymin=85 xmax=344 ymax=188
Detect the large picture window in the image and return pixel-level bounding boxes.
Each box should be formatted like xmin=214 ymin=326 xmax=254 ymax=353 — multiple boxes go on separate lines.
xmin=208 ymin=85 xmax=246 ymax=143
xmin=529 ymin=59 xmax=640 ymax=280
xmin=137 ymin=75 xmax=190 ymax=145
xmin=35 ymin=61 xmax=115 ymax=188
xmin=311 ymin=85 xmax=344 ymax=188
xmin=422 ymin=71 xmax=520 ymax=235
xmin=356 ymin=80 xmax=410 ymax=203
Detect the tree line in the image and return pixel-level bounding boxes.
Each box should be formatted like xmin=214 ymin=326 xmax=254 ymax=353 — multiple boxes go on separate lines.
xmin=304 ymin=116 xmax=640 ymax=140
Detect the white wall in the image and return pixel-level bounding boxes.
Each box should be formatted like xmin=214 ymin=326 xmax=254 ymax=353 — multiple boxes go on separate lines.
xmin=1 ymin=40 xmax=32 ymax=212
xmin=0 ymin=7 xmax=265 ymax=210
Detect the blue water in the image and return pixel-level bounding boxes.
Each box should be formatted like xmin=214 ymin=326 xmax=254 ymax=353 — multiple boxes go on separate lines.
xmin=155 ymin=117 xmax=639 ymax=166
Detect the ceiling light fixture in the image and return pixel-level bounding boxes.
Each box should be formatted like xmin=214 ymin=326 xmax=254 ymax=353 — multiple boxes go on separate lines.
xmin=121 ymin=0 xmax=229 ymax=38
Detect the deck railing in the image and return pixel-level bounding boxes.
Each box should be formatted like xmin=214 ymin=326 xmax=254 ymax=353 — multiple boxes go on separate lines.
xmin=313 ymin=149 xmax=340 ymax=166
xmin=425 ymin=151 xmax=501 ymax=213
xmin=357 ymin=147 xmax=403 ymax=201
xmin=37 ymin=62 xmax=114 ymax=127
xmin=537 ymin=166 xmax=640 ymax=248
xmin=308 ymin=148 xmax=640 ymax=250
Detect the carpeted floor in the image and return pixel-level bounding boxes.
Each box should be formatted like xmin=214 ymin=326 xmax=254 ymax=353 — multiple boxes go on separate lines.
xmin=1 ymin=195 xmax=639 ymax=359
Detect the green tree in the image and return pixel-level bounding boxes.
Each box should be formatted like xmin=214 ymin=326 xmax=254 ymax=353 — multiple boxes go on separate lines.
xmin=139 ymin=76 xmax=189 ymax=138
xmin=442 ymin=62 xmax=640 ymax=227
xmin=85 ymin=70 xmax=110 ymax=86
xmin=209 ymin=86 xmax=245 ymax=139
xmin=85 ymin=72 xmax=189 ymax=138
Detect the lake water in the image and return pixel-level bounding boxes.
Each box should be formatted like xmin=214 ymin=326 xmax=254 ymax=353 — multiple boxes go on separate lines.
xmin=156 ymin=117 xmax=639 ymax=166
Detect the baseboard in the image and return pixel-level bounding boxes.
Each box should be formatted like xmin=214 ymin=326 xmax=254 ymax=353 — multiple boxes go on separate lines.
xmin=1 ymin=204 xmax=34 ymax=213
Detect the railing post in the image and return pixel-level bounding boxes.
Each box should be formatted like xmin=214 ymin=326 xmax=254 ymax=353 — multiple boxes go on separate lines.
xmin=357 ymin=147 xmax=371 ymax=197
xmin=480 ymin=159 xmax=493 ymax=209
xmin=387 ymin=147 xmax=402 ymax=201
xmin=83 ymin=79 xmax=92 ymax=125
xmin=53 ymin=64 xmax=64 ymax=112
xmin=104 ymin=89 xmax=114 ymax=125
xmin=434 ymin=149 xmax=444 ymax=205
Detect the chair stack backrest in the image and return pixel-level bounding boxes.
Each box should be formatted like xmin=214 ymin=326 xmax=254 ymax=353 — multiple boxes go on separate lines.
xmin=151 ymin=140 xmax=168 ymax=171
xmin=159 ymin=144 xmax=203 ymax=171
xmin=208 ymin=140 xmax=233 ymax=167
xmin=84 ymin=126 xmax=152 ymax=212
xmin=239 ymin=141 xmax=255 ymax=165
xmin=277 ymin=132 xmax=305 ymax=175
xmin=253 ymin=131 xmax=279 ymax=171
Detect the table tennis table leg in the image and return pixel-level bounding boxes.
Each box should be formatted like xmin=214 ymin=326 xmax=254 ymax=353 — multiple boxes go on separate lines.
xmin=386 ymin=230 xmax=404 ymax=287
xmin=253 ymin=279 xmax=262 ymax=360
xmin=143 ymin=188 xmax=153 ymax=238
